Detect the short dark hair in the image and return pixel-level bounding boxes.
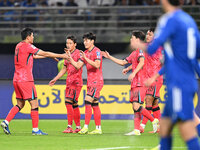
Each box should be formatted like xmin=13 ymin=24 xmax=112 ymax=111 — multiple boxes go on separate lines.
xmin=66 ymin=35 xmax=77 ymax=44
xmin=82 ymin=32 xmax=96 ymax=42
xmin=148 ymin=27 xmax=155 ymax=33
xmin=132 ymin=30 xmax=145 ymax=41
xmin=21 ymin=28 xmax=33 ymax=40
xmin=168 ymin=0 xmax=180 ymax=6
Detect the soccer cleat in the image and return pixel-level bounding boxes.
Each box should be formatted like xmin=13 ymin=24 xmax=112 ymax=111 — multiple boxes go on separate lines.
xmin=73 ymin=128 xmax=81 ymax=133
xmin=139 ymin=125 xmax=144 ymax=133
xmin=149 ymin=127 xmax=160 ymax=133
xmin=88 ymin=129 xmax=102 ymax=135
xmin=152 ymin=118 xmax=159 ymax=133
xmin=1 ymin=121 xmax=11 ymax=135
xmin=63 ymin=127 xmax=73 ymax=133
xmin=124 ymin=129 xmax=141 ymax=136
xmin=32 ymin=129 xmax=48 ymax=135
xmin=78 ymin=127 xmax=88 ymax=134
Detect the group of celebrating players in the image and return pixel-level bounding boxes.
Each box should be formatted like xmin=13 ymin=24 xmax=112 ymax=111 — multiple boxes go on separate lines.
xmin=2 ymin=0 xmax=200 ymax=149
xmin=0 ymin=26 xmax=162 ymax=136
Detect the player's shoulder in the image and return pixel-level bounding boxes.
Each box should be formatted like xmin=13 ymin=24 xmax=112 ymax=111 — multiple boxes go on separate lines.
xmin=93 ymin=46 xmax=101 ymax=52
xmin=75 ymin=49 xmax=81 ymax=53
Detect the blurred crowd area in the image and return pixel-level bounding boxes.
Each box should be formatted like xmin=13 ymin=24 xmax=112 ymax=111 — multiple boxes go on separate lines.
xmin=0 ymin=0 xmax=200 ymax=8
xmin=0 ymin=0 xmax=199 ymax=43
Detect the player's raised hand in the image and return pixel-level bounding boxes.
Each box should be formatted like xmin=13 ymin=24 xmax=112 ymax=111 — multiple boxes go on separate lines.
xmin=53 ymin=58 xmax=59 ymax=62
xmin=101 ymin=51 xmax=110 ymax=59
xmin=80 ymin=50 xmax=86 ymax=59
xmin=128 ymin=72 xmax=135 ymax=82
xmin=49 ymin=79 xmax=56 ymax=86
xmin=64 ymin=48 xmax=72 ymax=60
xmin=122 ymin=68 xmax=129 ymax=75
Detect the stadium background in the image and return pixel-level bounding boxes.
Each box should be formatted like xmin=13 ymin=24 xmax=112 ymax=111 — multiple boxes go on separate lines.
xmin=0 ymin=0 xmax=200 ymax=120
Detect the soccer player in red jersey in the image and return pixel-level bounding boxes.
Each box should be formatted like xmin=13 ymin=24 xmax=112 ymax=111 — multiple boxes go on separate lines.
xmin=49 ymin=35 xmax=82 ymax=133
xmin=66 ymin=32 xmax=103 ymax=135
xmin=123 ymin=29 xmax=163 ymax=133
xmin=102 ymin=31 xmax=159 ymax=135
xmin=141 ymin=29 xmax=163 ymax=133
xmin=0 ymin=28 xmax=68 ymax=135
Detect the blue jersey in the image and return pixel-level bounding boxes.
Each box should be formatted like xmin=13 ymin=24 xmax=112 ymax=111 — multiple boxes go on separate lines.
xmin=147 ymin=9 xmax=200 ymax=91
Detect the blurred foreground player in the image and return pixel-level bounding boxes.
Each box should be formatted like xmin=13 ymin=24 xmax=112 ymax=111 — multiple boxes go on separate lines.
xmin=131 ymin=0 xmax=200 ymax=149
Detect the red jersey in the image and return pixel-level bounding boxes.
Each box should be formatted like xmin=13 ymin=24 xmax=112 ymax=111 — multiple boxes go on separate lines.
xmin=81 ymin=47 xmax=103 ymax=87
xmin=13 ymin=42 xmax=39 ymax=82
xmin=146 ymin=47 xmax=163 ymax=83
xmin=126 ymin=49 xmax=147 ymax=88
xmin=64 ymin=49 xmax=83 ymax=87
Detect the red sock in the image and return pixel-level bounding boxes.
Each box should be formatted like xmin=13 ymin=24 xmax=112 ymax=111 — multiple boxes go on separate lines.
xmin=31 ymin=108 xmax=39 ymax=128
xmin=73 ymin=106 xmax=80 ymax=126
xmin=134 ymin=112 xmax=141 ymax=130
xmin=5 ymin=105 xmax=20 ymax=122
xmin=85 ymin=103 xmax=92 ymax=125
xmin=140 ymin=107 xmax=154 ymax=122
xmin=92 ymin=106 xmax=101 ymax=126
xmin=66 ymin=103 xmax=74 ymax=126
xmin=152 ymin=105 xmax=161 ymax=121
xmin=141 ymin=107 xmax=152 ymax=125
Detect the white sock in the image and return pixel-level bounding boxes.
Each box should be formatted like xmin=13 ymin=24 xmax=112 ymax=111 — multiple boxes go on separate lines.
xmin=96 ymin=125 xmax=101 ymax=130
xmin=68 ymin=125 xmax=72 ymax=128
xmin=4 ymin=120 xmax=9 ymax=125
xmin=76 ymin=126 xmax=81 ymax=129
xmin=84 ymin=125 xmax=88 ymax=128
xmin=140 ymin=124 xmax=146 ymax=129
xmin=32 ymin=128 xmax=39 ymax=132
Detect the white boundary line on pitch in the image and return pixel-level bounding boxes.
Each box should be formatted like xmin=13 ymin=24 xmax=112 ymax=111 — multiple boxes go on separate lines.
xmin=82 ymin=146 xmax=187 ymax=150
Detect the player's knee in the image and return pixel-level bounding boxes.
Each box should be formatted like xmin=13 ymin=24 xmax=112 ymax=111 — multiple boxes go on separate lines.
xmin=153 ymin=99 xmax=159 ymax=106
xmin=134 ymin=106 xmax=143 ymax=113
xmin=145 ymin=95 xmax=153 ymax=105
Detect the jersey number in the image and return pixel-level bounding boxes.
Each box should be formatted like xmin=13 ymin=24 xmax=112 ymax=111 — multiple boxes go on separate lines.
xmin=187 ymin=28 xmax=196 ymax=59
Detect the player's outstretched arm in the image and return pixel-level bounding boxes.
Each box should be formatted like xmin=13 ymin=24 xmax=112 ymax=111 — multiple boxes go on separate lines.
xmin=33 ymin=55 xmax=46 ymax=59
xmin=122 ymin=64 xmax=132 ymax=75
xmin=80 ymin=50 xmax=100 ymax=69
xmin=49 ymin=66 xmax=67 ymax=86
xmin=37 ymin=50 xmax=68 ymax=59
xmin=102 ymin=51 xmax=127 ymax=66
xmin=33 ymin=54 xmax=59 ymax=62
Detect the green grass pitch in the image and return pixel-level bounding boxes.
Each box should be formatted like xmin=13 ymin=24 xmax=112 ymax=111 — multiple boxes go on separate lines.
xmin=0 ymin=119 xmax=186 ymax=150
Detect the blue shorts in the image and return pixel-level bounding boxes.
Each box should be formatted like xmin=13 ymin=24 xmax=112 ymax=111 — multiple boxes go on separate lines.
xmin=162 ymin=85 xmax=195 ymax=124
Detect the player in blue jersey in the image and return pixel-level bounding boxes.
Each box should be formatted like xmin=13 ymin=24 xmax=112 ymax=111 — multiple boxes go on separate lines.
xmin=130 ymin=0 xmax=200 ymax=149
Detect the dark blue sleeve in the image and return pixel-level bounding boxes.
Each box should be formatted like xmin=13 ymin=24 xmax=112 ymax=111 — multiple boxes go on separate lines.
xmin=158 ymin=67 xmax=165 ymax=76
xmin=147 ymin=16 xmax=176 ymax=55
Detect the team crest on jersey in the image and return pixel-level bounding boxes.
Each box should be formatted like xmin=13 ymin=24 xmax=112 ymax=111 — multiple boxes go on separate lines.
xmin=31 ymin=45 xmax=36 ymax=49
xmin=139 ymin=50 xmax=144 ymax=56
xmin=96 ymin=52 xmax=101 ymax=59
